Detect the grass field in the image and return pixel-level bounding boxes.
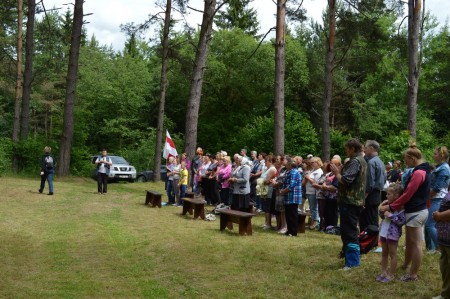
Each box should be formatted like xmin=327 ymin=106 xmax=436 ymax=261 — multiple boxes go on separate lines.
xmin=0 ymin=176 xmax=442 ymax=298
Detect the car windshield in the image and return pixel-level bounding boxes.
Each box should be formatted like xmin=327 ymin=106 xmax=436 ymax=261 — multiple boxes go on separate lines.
xmin=110 ymin=156 xmax=129 ymax=164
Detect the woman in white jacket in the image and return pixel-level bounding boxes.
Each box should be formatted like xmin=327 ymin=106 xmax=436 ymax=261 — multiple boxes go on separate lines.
xmin=229 ymin=155 xmax=251 ymax=212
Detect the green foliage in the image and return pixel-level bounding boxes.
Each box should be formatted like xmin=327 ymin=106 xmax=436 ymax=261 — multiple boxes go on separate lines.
xmin=378 ymin=110 xmax=437 ymax=163
xmin=330 ymin=129 xmax=351 ymax=159
xmin=379 ymin=130 xmax=411 ymax=163
xmin=69 ymin=145 xmax=95 ymax=177
xmin=215 ymin=0 xmax=260 ymax=36
xmin=13 ymin=137 xmax=58 ymax=173
xmin=237 ymin=108 xmax=319 ymax=156
xmin=419 ymin=25 xmax=450 ymax=138
xmin=0 ymin=137 xmax=13 ymax=175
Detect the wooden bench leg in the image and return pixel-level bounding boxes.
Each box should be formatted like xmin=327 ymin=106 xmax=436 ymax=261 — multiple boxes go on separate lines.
xmin=193 ymin=205 xmax=199 ymax=219
xmin=145 ymin=193 xmax=151 ymax=205
xmin=182 ymin=202 xmax=189 ymax=215
xmin=182 ymin=202 xmax=194 ymax=216
xmin=155 ymin=196 xmax=162 ymax=208
xmin=298 ymin=215 xmax=306 ymax=233
xmin=193 ymin=204 xmax=205 ymax=220
xmin=239 ymin=218 xmax=252 ymax=236
xmin=220 ymin=213 xmax=227 ymax=231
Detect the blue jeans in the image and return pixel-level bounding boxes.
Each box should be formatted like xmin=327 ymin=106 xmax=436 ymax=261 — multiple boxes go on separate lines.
xmin=425 ymin=198 xmax=442 ymax=251
xmin=179 ymin=184 xmax=187 ymax=205
xmin=307 ymin=193 xmax=319 ymax=222
xmin=255 ymin=195 xmax=261 ymax=210
xmin=166 ymin=180 xmax=175 ymax=203
xmin=40 ymin=171 xmax=54 ymax=193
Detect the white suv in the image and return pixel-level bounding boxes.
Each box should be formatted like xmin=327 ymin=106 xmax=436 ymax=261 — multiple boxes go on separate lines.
xmin=93 ymin=155 xmax=137 ymax=182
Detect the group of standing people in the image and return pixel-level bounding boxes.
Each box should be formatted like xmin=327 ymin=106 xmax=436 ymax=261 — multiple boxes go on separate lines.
xmin=180 ymin=140 xmax=450 ymax=297
xmin=376 ymin=143 xmax=449 ymax=299
xmin=185 ymin=148 xmax=341 ymax=237
xmin=326 ymin=138 xmax=449 ymax=298
xmin=165 ymin=154 xmax=189 ymax=206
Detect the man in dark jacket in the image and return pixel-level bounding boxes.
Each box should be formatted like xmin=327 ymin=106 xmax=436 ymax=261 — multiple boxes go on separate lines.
xmin=39 ymin=146 xmax=55 ymax=195
xmin=360 ymin=140 xmax=386 ymax=231
xmin=331 ymin=138 xmax=367 ymax=269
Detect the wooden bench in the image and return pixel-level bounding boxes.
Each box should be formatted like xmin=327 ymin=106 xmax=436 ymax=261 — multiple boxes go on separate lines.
xmin=145 ymin=190 xmax=162 ymax=208
xmin=298 ymin=210 xmax=311 ymax=233
xmin=217 ymin=208 xmax=256 ymax=236
xmin=181 ymin=197 xmax=206 ymax=220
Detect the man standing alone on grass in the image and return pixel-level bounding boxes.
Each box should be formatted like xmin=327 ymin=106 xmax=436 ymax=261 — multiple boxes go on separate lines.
xmin=95 ymin=149 xmax=112 ymax=195
xmin=39 ymin=146 xmax=55 ymax=195
xmin=331 ymin=138 xmax=367 ymax=270
xmin=360 ymin=140 xmax=385 ymax=231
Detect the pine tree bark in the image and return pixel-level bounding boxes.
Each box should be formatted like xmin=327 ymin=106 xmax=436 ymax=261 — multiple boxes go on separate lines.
xmin=407 ymin=0 xmax=421 ymax=138
xmin=321 ymin=0 xmax=336 ymax=162
xmin=20 ymin=0 xmax=35 ymax=140
xmin=12 ymin=0 xmax=24 ymax=172
xmin=274 ymin=0 xmax=286 ymax=156
xmin=184 ymin=0 xmax=216 ymax=161
xmin=57 ymin=0 xmax=83 ymax=176
xmin=154 ymin=0 xmax=172 ymax=182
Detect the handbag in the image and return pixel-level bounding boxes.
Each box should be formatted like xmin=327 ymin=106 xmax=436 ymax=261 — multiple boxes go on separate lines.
xmin=275 ymin=192 xmax=285 ymax=212
xmin=256 ymin=178 xmax=268 ymax=197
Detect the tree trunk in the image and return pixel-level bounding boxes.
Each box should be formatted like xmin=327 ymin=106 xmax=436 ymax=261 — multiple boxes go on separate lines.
xmin=12 ymin=0 xmax=23 ymax=172
xmin=407 ymin=0 xmax=421 ymax=138
xmin=184 ymin=0 xmax=216 ymax=162
xmin=20 ymin=0 xmax=35 ymax=140
xmin=57 ymin=0 xmax=83 ymax=176
xmin=154 ymin=0 xmax=172 ymax=182
xmin=321 ymin=0 xmax=336 ymax=162
xmin=274 ymin=0 xmax=286 ymax=156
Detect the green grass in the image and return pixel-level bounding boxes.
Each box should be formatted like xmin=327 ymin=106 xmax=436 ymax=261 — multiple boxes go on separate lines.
xmin=0 ymin=176 xmax=442 ymax=298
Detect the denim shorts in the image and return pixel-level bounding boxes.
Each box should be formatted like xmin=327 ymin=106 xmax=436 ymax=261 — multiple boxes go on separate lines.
xmin=405 ymin=209 xmax=428 ymax=228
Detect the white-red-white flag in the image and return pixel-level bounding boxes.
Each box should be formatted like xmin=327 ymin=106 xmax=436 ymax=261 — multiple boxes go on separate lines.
xmin=163 ymin=130 xmax=178 ymax=159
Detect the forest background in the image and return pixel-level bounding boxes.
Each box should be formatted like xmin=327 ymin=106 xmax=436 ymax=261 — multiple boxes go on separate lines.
xmin=0 ymin=0 xmax=449 ymax=177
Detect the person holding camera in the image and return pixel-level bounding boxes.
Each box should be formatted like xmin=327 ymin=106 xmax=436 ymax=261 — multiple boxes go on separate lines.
xmin=95 ymin=149 xmax=112 ymax=195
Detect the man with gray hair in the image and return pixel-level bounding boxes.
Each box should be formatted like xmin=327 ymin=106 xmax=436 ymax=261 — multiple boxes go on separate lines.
xmin=360 ymin=140 xmax=386 ymax=231
xmin=240 ymin=148 xmax=250 ymax=166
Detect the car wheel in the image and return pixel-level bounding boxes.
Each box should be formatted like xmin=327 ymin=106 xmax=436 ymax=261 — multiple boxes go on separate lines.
xmin=136 ymin=175 xmax=146 ymax=183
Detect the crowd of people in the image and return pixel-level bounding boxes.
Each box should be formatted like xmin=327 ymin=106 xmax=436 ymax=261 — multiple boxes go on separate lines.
xmin=161 ymin=139 xmax=449 ymax=297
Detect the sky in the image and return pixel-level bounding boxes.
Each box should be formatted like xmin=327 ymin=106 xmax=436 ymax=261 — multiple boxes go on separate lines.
xmin=41 ymin=0 xmax=450 ymax=51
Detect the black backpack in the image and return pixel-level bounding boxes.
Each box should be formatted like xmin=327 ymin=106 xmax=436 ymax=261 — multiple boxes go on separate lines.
xmin=359 ymin=225 xmax=379 ymax=254
xmin=44 ymin=156 xmax=54 ymax=170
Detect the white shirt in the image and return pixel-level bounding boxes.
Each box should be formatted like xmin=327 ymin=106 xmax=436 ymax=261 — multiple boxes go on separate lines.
xmin=96 ymin=156 xmax=110 ymax=174
xmin=305 ymin=168 xmax=323 ymax=195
